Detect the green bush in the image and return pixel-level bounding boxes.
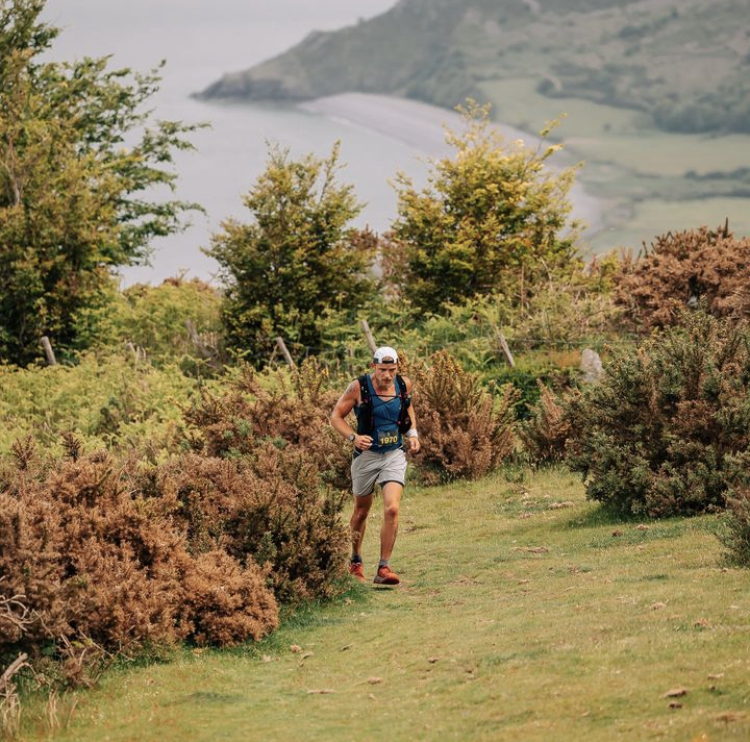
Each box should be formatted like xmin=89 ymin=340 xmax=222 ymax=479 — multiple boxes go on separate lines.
xmin=0 ymin=353 xmax=198 ymax=459
xmin=111 ymin=278 xmax=224 ymax=372
xmin=564 ymin=311 xmax=750 ymax=517
xmin=718 ymin=486 xmax=750 ymax=567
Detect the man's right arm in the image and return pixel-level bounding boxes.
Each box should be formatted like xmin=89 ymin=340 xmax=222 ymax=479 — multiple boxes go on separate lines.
xmin=331 ymin=380 xmax=372 ymax=450
xmin=330 ymin=380 xmax=359 ymax=440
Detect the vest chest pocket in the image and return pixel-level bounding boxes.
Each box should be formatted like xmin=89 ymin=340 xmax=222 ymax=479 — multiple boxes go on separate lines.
xmin=377 ymin=428 xmax=399 ymax=447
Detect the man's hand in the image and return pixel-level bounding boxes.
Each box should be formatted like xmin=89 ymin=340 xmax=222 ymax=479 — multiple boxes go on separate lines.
xmin=407 ymin=436 xmax=421 ymax=453
xmin=356 ymin=434 xmax=373 ymax=451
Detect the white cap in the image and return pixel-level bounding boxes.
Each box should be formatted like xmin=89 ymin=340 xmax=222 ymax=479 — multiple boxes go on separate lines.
xmin=373 ymin=346 xmax=399 ymax=364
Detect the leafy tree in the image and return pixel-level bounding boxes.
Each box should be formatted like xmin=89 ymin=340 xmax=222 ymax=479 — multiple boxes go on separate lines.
xmin=206 ymin=142 xmax=377 ymax=365
xmin=385 ymin=101 xmax=581 ymax=316
xmin=0 ymin=0 xmax=200 ymax=365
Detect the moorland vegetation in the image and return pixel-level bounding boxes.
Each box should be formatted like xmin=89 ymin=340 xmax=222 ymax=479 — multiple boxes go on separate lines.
xmin=2 ymin=1 xmax=750 ymax=735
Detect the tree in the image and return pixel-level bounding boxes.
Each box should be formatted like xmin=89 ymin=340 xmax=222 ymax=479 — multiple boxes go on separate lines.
xmin=206 ymin=142 xmax=377 ymax=364
xmin=385 ymin=101 xmax=581 ymax=316
xmin=0 ymin=0 xmax=200 ymax=365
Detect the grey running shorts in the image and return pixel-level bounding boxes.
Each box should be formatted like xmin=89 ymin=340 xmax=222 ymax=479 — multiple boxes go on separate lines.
xmin=351 ymin=448 xmax=408 ymax=497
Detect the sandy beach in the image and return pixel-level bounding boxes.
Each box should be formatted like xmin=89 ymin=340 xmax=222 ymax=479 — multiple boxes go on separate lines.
xmin=301 ymin=92 xmax=604 ymax=236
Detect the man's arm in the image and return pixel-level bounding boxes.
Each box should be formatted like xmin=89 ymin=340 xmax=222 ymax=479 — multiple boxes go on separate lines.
xmin=403 ymin=376 xmax=421 ymax=453
xmin=331 ymin=380 xmax=372 ymax=450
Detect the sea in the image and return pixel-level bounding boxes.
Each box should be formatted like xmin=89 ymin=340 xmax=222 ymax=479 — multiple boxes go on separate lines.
xmin=41 ymin=0 xmax=599 ymax=287
xmin=41 ymin=0 xmax=409 ymax=285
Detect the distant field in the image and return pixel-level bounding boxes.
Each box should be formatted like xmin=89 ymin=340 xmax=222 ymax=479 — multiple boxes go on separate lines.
xmin=480 ymin=78 xmax=750 ymax=255
xmin=480 ymin=78 xmax=646 ymax=138
xmin=587 ymin=197 xmax=750 ymax=255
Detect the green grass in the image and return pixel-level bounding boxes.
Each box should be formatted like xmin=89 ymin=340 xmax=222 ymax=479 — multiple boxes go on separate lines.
xmin=480 ymin=78 xmax=648 ymax=139
xmin=18 ymin=468 xmax=750 ymax=741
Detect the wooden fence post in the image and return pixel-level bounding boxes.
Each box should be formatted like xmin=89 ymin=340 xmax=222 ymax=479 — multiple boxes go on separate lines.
xmin=491 ymin=324 xmax=515 ymax=368
xmin=40 ymin=336 xmax=56 ymax=366
xmin=274 ymin=336 xmax=295 ymax=368
xmin=361 ymin=320 xmax=377 ymax=355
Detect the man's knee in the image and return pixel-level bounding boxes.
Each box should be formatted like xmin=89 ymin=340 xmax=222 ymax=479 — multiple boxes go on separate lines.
xmin=384 ymin=502 xmax=399 ymax=521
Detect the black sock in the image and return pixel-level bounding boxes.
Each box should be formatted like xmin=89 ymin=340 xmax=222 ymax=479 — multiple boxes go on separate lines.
xmin=351 ymin=555 xmax=362 ymax=564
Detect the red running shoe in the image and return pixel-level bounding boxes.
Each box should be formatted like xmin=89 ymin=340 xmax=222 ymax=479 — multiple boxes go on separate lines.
xmin=373 ymin=565 xmax=400 ymax=585
xmin=349 ymin=561 xmax=366 ymax=582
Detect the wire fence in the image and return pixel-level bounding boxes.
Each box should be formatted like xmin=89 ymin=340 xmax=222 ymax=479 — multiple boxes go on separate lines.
xmin=268 ymin=319 xmax=637 ymax=377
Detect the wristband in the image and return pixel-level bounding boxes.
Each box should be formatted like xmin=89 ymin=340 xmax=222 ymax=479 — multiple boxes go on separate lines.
xmin=405 ymin=429 xmax=419 ymax=438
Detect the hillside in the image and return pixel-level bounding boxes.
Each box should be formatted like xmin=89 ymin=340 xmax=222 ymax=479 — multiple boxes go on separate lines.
xmin=196 ymin=0 xmax=750 ymax=135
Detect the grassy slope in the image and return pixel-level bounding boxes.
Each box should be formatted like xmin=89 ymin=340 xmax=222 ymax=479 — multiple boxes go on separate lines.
xmin=24 ymin=468 xmax=750 ymax=741
xmin=199 ymin=0 xmax=750 ymax=133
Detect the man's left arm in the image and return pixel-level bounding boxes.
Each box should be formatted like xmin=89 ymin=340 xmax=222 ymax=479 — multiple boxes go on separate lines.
xmin=404 ymin=376 xmax=421 ymax=453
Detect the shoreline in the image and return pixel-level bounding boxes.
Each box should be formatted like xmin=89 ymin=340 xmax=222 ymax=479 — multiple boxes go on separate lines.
xmin=300 ymin=92 xmax=605 ymax=238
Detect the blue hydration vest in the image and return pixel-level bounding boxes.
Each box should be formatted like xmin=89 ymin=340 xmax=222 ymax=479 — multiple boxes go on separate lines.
xmin=355 ymin=374 xmax=410 ymax=453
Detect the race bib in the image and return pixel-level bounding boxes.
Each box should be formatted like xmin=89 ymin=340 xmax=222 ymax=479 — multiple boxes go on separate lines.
xmin=377 ymin=428 xmax=399 ymax=447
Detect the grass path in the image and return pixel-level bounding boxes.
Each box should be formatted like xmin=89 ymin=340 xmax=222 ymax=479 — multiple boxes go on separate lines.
xmin=24 ymin=468 xmax=750 ymax=741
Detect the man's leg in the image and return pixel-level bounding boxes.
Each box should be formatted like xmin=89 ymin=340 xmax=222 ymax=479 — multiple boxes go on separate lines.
xmin=350 ymin=492 xmax=374 ymax=560
xmin=379 ymin=481 xmax=403 ymax=563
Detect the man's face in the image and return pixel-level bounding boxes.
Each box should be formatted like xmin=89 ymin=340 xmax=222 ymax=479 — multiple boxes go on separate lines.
xmin=372 ymin=362 xmax=398 ymax=386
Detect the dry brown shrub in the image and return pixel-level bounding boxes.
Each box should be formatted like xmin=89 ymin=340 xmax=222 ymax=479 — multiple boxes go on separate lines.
xmin=520 ymin=380 xmax=577 ymax=464
xmin=143 ymin=446 xmax=349 ymax=605
xmin=615 ymin=222 xmax=750 ymax=332
xmin=0 ymin=444 xmax=282 ymax=683
xmin=183 ymin=359 xmax=350 ymax=489
xmin=177 ymin=550 xmax=278 ymax=647
xmin=413 ymin=350 xmax=519 ymax=482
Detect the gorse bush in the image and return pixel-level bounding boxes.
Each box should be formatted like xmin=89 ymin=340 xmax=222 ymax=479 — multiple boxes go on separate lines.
xmin=565 ymin=311 xmax=750 ymax=517
xmin=182 ymin=359 xmax=351 ymax=490
xmin=717 ymin=488 xmax=750 ymax=567
xmin=173 ymin=358 xmax=351 ymax=603
xmin=520 ymin=380 xmax=577 ymax=465
xmin=0 ymin=358 xmax=359 ymax=685
xmin=413 ymin=350 xmax=518 ymax=483
xmin=0 ymin=439 xmax=280 ymax=686
xmin=615 ymin=222 xmax=750 ymax=333
xmin=140 ymin=448 xmax=348 ymax=605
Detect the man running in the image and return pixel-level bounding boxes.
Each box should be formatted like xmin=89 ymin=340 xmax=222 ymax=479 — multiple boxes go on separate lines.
xmin=330 ymin=346 xmax=420 ymax=585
